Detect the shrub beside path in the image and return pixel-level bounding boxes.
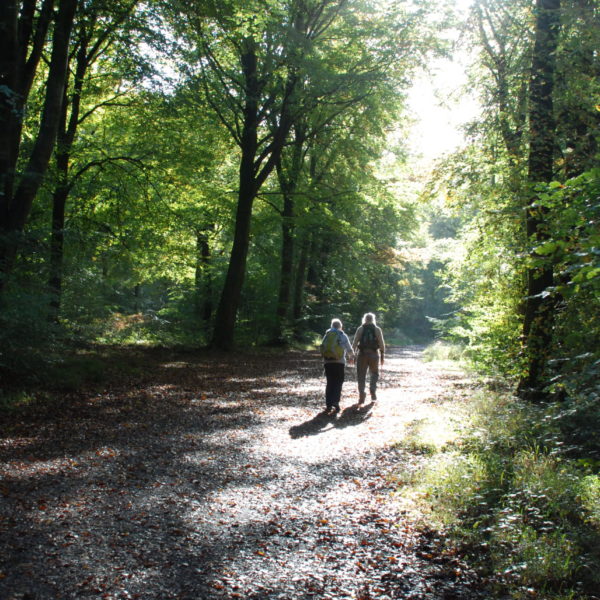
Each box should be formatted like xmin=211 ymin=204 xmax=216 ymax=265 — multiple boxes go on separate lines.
xmin=1 ymin=346 xmax=487 ymax=599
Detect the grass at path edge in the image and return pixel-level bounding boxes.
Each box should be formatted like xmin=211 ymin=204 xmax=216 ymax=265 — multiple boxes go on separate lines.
xmin=391 ymin=355 xmax=600 ymax=600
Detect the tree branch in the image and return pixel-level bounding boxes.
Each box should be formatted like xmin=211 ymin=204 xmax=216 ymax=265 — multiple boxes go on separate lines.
xmin=69 ymin=155 xmax=146 ymax=190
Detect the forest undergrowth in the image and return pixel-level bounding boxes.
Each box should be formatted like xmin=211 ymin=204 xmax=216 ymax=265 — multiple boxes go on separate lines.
xmin=403 ymin=346 xmax=600 ymax=600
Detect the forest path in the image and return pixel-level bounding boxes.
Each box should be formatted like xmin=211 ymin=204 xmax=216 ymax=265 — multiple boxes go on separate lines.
xmin=1 ymin=346 xmax=485 ymax=599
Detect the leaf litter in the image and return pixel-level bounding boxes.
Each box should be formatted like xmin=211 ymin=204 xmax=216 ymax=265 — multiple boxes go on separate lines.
xmin=1 ymin=346 xmax=487 ymax=599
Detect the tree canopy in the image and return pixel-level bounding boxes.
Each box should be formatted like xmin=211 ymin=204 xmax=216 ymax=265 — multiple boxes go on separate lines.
xmin=0 ymin=0 xmax=597 ymax=401
xmin=1 ymin=2 xmax=599 ymax=598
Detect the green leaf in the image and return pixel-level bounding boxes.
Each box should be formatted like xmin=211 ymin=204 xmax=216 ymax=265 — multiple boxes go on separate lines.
xmin=535 ymin=241 xmax=559 ymax=256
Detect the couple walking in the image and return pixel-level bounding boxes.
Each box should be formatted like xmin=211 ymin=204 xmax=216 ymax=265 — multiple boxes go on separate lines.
xmin=320 ymin=313 xmax=385 ymax=414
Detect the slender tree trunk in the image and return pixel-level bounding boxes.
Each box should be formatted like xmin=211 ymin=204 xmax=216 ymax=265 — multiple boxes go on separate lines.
xmin=195 ymin=227 xmax=213 ymax=324
xmin=133 ymin=284 xmax=140 ymax=312
xmin=307 ymin=234 xmax=324 ymax=298
xmin=212 ymin=191 xmax=255 ymax=347
xmin=1 ymin=0 xmax=54 ymax=221
xmin=46 ymin=5 xmax=138 ymax=317
xmin=0 ymin=2 xmax=21 ymax=221
xmin=292 ymin=232 xmax=311 ymax=336
xmin=518 ymin=0 xmax=561 ymax=398
xmin=274 ymin=129 xmax=304 ymax=342
xmin=48 ymin=158 xmax=69 ymax=322
xmin=47 ymin=85 xmax=72 ymax=323
xmin=47 ymin=23 xmax=93 ymax=321
xmin=201 ymin=243 xmax=213 ymax=324
xmin=276 ymin=193 xmax=295 ymax=330
xmin=0 ymin=0 xmax=78 ymax=293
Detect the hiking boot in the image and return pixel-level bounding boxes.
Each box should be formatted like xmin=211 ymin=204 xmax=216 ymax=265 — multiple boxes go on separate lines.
xmin=370 ymin=391 xmax=377 ymax=401
xmin=358 ymin=392 xmax=366 ymax=405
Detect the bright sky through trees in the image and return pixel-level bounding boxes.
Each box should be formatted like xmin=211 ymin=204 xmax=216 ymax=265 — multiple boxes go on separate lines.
xmin=407 ymin=55 xmax=479 ymax=162
xmin=406 ymin=0 xmax=479 ymax=164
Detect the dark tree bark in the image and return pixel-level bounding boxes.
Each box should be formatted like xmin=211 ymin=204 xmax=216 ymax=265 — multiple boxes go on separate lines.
xmin=48 ymin=170 xmax=69 ymax=322
xmin=0 ymin=0 xmax=78 ymax=294
xmin=211 ymin=42 xmax=260 ymax=350
xmin=207 ymin=1 xmax=349 ymax=350
xmin=292 ymin=231 xmax=312 ymax=337
xmin=133 ymin=284 xmax=141 ymax=312
xmin=290 ymin=148 xmax=332 ymax=337
xmin=275 ymin=191 xmax=295 ymax=339
xmin=195 ymin=226 xmax=214 ymax=325
xmin=1 ymin=0 xmax=54 ymax=212
xmin=273 ymin=125 xmax=306 ymax=342
xmin=518 ymin=0 xmax=562 ymax=398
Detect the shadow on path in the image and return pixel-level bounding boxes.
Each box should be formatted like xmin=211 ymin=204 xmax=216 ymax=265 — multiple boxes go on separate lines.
xmin=289 ymin=403 xmax=375 ymax=438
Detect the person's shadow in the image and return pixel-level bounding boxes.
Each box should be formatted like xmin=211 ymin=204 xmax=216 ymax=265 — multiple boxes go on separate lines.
xmin=335 ymin=402 xmax=374 ymax=429
xmin=289 ymin=403 xmax=374 ymax=438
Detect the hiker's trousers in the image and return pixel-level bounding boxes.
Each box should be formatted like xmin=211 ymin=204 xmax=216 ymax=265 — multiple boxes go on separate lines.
xmin=324 ymin=362 xmax=345 ymax=408
xmin=357 ymin=350 xmax=379 ymax=397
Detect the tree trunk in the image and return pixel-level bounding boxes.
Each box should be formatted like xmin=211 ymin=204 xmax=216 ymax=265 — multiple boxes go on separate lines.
xmin=292 ymin=231 xmax=311 ymax=336
xmin=212 ymin=173 xmax=256 ymax=349
xmin=211 ymin=40 xmax=294 ymax=350
xmin=518 ymin=0 xmax=561 ymax=398
xmin=195 ymin=227 xmax=213 ymax=324
xmin=0 ymin=0 xmax=54 ymax=220
xmin=48 ymin=166 xmax=68 ymax=322
xmin=0 ymin=0 xmax=78 ymax=293
xmin=276 ymin=192 xmax=295 ymax=332
xmin=274 ymin=128 xmax=305 ymax=342
xmin=0 ymin=2 xmax=22 ymax=220
xmin=211 ymin=42 xmax=259 ymax=350
xmin=133 ymin=284 xmax=140 ymax=312
xmin=47 ymin=22 xmax=93 ymax=321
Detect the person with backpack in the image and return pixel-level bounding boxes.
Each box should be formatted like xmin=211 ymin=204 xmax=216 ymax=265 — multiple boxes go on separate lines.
xmin=319 ymin=318 xmax=354 ymax=414
xmin=352 ymin=312 xmax=385 ymax=404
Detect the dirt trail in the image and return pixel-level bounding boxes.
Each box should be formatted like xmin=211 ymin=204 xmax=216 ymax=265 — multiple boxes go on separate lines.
xmin=1 ymin=346 xmax=484 ymax=599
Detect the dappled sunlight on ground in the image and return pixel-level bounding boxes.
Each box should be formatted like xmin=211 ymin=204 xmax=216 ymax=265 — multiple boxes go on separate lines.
xmin=1 ymin=346 xmax=484 ymax=599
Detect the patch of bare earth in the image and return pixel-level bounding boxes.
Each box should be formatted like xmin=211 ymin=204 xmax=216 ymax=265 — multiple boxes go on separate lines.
xmin=1 ymin=346 xmax=486 ymax=599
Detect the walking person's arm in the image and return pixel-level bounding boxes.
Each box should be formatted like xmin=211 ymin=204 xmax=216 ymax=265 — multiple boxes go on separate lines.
xmin=342 ymin=333 xmax=355 ymax=364
xmin=376 ymin=328 xmax=385 ymax=366
xmin=352 ymin=326 xmax=362 ymax=354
